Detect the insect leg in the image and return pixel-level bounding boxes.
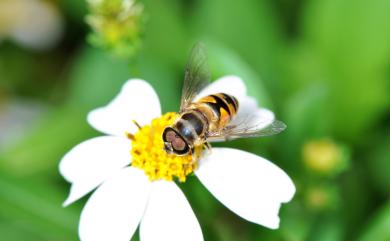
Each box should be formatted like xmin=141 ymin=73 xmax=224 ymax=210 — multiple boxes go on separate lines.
xmin=204 ymin=142 xmax=212 ymax=152
xmin=200 ymin=142 xmax=213 ymax=157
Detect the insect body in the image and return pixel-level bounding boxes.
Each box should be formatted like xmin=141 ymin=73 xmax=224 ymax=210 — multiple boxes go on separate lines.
xmin=195 ymin=93 xmax=239 ymax=131
xmin=163 ymin=93 xmax=238 ymax=155
xmin=162 ymin=44 xmax=286 ymax=156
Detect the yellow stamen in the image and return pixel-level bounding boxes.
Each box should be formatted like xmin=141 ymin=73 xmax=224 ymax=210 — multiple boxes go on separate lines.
xmin=130 ymin=112 xmax=203 ymax=182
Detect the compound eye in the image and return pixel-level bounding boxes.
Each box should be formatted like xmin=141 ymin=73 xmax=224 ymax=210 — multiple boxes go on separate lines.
xmin=164 ymin=129 xmax=186 ymax=151
xmin=165 ymin=130 xmax=177 ymax=142
xmin=162 ymin=128 xmax=190 ymax=155
xmin=171 ymin=136 xmax=186 ymax=151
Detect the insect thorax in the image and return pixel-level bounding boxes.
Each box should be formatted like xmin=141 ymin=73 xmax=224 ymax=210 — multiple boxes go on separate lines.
xmin=172 ymin=93 xmax=238 ymax=144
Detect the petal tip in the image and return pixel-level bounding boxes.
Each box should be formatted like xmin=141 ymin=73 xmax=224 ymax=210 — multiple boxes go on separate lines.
xmin=62 ymin=196 xmax=74 ymax=207
xmin=285 ymin=182 xmax=297 ymax=202
xmin=268 ymin=222 xmax=280 ymax=230
xmin=217 ymin=74 xmax=243 ymax=81
xmin=280 ymin=176 xmax=296 ymax=203
xmin=217 ymin=75 xmax=246 ymax=92
xmin=122 ymin=78 xmax=152 ymax=91
xmin=86 ymin=108 xmax=101 ymax=130
xmin=261 ymin=215 xmax=280 ymax=230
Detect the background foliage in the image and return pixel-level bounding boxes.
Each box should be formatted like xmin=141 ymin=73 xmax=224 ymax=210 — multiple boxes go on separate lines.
xmin=0 ymin=0 xmax=390 ymax=240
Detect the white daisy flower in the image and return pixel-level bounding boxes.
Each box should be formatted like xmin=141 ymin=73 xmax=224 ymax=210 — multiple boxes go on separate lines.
xmin=59 ymin=76 xmax=295 ymax=241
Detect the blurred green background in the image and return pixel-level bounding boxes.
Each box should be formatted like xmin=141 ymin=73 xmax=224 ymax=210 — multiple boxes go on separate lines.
xmin=1 ymin=0 xmax=390 ymax=240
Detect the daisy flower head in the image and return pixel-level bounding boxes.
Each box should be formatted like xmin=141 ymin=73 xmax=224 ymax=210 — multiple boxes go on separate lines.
xmin=59 ymin=75 xmax=295 ymax=241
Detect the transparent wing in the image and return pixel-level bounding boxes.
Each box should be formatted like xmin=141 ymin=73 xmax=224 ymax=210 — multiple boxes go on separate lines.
xmin=180 ymin=43 xmax=211 ymax=112
xmin=207 ymin=119 xmax=287 ymax=142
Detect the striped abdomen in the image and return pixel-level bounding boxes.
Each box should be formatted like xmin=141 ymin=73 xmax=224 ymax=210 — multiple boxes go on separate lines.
xmin=173 ymin=93 xmax=239 ymax=147
xmin=195 ymin=93 xmax=239 ymax=132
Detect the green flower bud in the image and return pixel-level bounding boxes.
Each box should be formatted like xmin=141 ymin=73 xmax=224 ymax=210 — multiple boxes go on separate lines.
xmin=302 ymin=138 xmax=349 ymax=176
xmin=86 ymin=0 xmax=144 ymax=58
xmin=305 ymin=185 xmax=339 ymax=212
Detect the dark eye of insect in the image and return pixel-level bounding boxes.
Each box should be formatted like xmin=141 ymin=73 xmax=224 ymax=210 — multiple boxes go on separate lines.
xmin=164 ymin=130 xmax=185 ymax=151
xmin=163 ymin=128 xmax=190 ymax=155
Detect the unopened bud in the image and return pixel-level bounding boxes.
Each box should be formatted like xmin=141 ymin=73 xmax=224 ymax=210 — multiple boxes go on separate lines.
xmin=86 ymin=0 xmax=144 ymax=58
xmin=303 ymin=139 xmax=349 ymax=176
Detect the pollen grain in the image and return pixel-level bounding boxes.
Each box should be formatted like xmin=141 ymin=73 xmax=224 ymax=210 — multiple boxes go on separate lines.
xmin=130 ymin=112 xmax=202 ymax=182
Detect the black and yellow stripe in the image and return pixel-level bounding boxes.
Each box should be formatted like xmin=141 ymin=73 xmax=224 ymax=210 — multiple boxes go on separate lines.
xmin=197 ymin=93 xmax=239 ymax=129
xmin=168 ymin=92 xmax=240 ymax=153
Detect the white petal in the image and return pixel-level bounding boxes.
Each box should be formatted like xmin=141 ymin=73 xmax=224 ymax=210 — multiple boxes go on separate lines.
xmin=195 ymin=148 xmax=295 ymax=229
xmin=195 ymin=75 xmax=246 ymax=102
xmin=87 ymin=79 xmax=161 ymax=136
xmin=79 ymin=167 xmax=150 ymax=241
xmin=59 ymin=136 xmax=131 ymax=206
xmin=230 ymin=103 xmax=275 ymax=130
xmin=140 ymin=181 xmax=203 ymax=241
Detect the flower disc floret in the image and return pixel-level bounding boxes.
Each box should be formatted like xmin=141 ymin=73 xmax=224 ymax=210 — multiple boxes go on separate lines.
xmin=130 ymin=112 xmax=201 ymax=182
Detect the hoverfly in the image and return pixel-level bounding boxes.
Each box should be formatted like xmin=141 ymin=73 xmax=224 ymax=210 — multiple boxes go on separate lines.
xmin=162 ymin=44 xmax=286 ymax=156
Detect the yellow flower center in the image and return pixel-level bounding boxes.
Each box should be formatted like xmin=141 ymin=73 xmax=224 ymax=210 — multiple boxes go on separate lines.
xmin=129 ymin=112 xmax=203 ymax=182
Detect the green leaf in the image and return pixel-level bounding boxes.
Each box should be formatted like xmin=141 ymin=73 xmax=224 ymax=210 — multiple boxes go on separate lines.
xmin=368 ymin=134 xmax=390 ymax=195
xmin=357 ymin=200 xmax=390 ymax=241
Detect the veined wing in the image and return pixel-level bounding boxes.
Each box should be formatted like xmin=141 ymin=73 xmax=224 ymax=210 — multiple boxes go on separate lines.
xmin=207 ymin=120 xmax=287 ymax=142
xmin=180 ymin=43 xmax=211 ymax=112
